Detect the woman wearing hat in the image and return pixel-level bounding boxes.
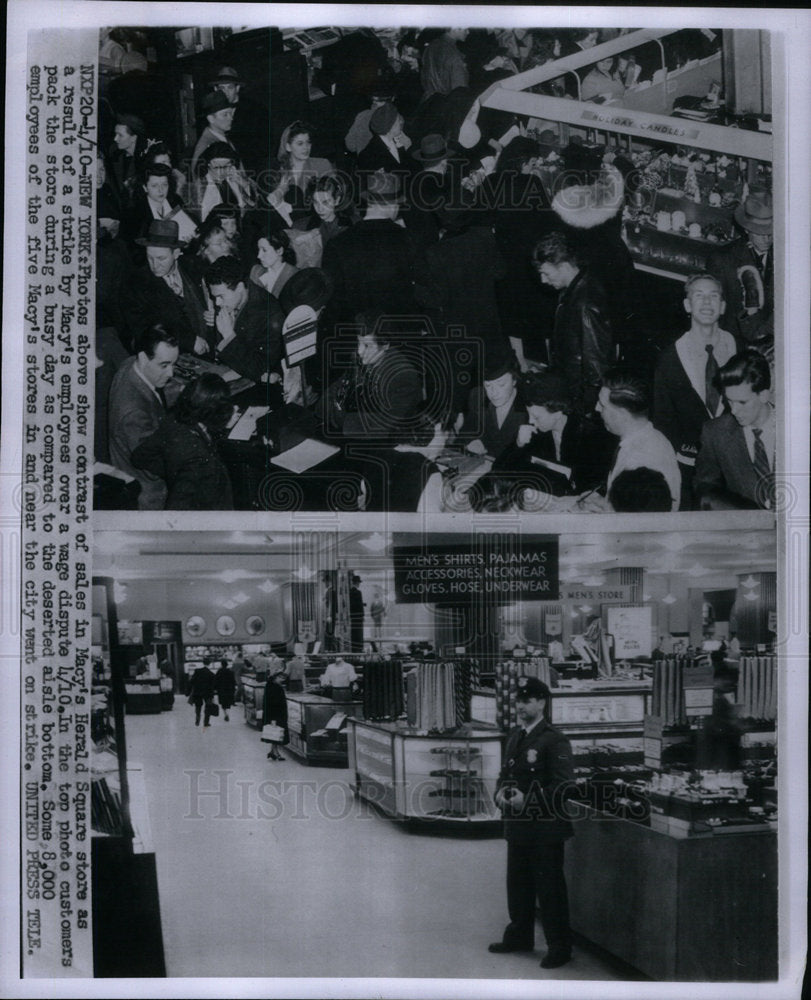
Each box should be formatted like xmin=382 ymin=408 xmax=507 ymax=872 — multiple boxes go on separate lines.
xmin=356 ymin=102 xmax=412 ymax=176
xmin=267 ymin=121 xmax=333 ymax=227
xmin=469 ymin=371 xmax=614 ymax=511
xmin=457 ymin=351 xmax=526 ymax=462
xmin=261 ymin=669 xmax=290 ymax=761
xmin=408 ymin=133 xmax=457 ymax=248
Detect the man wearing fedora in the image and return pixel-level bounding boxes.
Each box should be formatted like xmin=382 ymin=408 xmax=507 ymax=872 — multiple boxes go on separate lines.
xmin=322 ymin=171 xmax=423 ymax=322
xmin=209 ymin=65 xmax=269 ymax=174
xmin=407 ymin=133 xmax=459 ymax=248
xmin=707 ymin=188 xmax=774 ymax=352
xmin=489 ymin=676 xmax=575 ymax=970
xmin=191 ymin=90 xmax=240 ymax=177
xmin=122 ymin=219 xmax=212 ymax=357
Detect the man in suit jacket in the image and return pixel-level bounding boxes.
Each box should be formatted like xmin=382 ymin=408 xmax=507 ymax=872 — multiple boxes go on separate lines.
xmin=108 ymin=325 xmax=179 ymax=510
xmin=489 ymin=677 xmax=575 ymax=970
xmin=121 ymin=220 xmax=212 ymax=355
xmin=707 ymin=190 xmax=773 ymax=350
xmin=694 ymin=349 xmax=776 ymax=510
xmin=205 ymin=255 xmax=285 ymax=384
xmin=653 ymin=273 xmax=738 ymax=507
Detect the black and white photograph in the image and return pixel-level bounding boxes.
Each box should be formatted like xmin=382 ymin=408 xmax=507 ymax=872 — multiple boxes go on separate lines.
xmin=1 ymin=4 xmax=808 ymax=1000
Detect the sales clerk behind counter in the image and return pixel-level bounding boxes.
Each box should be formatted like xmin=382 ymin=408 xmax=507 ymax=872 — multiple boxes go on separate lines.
xmin=320 ymin=655 xmax=358 ymax=691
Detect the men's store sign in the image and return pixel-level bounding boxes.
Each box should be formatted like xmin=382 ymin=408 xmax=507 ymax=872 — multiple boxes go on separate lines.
xmin=392 ymin=536 xmax=559 ymax=604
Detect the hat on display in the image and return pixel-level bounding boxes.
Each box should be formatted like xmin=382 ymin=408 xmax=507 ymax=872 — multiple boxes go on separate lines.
xmin=362 ymin=171 xmax=404 ymax=204
xmin=734 ymin=189 xmax=773 ymax=234
xmin=203 ymin=91 xmax=236 ymax=115
xmin=516 ymin=676 xmax=551 ymax=701
xmin=212 ymin=66 xmax=244 ymax=86
xmin=135 ymin=219 xmax=182 ymax=248
xmin=412 ymin=133 xmax=458 ymax=163
xmin=116 ymin=113 xmax=146 ymax=136
xmin=369 ymin=101 xmax=399 ymax=135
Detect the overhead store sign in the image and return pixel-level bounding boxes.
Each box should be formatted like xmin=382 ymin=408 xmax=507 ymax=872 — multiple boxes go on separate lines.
xmin=392 ymin=537 xmax=558 ymax=604
xmin=561 ymin=586 xmax=632 ymax=604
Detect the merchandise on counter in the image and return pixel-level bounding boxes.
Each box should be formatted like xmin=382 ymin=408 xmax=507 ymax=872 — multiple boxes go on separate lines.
xmin=362 ymin=658 xmax=404 ymax=721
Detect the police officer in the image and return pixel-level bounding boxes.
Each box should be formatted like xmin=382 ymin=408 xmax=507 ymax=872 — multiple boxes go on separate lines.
xmin=489 ymin=676 xmax=575 ymax=969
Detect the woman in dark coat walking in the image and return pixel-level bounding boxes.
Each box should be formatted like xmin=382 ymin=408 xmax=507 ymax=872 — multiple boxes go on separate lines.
xmin=262 ymin=669 xmax=290 ymax=761
xmin=214 ymin=659 xmax=237 ymax=721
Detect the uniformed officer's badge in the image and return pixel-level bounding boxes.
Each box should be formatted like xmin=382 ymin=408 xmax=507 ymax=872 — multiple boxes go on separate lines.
xmin=526 ymin=749 xmax=538 ymax=763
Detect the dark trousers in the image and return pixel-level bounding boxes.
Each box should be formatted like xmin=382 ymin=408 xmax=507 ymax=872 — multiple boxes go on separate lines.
xmin=502 ymin=839 xmax=571 ymax=952
xmin=194 ymin=700 xmax=214 ymax=726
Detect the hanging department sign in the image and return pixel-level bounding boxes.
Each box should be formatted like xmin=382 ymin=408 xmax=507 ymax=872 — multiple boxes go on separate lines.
xmin=392 ymin=537 xmax=558 ymax=604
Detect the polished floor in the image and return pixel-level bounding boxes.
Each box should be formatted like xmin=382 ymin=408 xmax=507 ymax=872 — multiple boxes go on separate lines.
xmin=125 ymin=701 xmax=626 ymax=983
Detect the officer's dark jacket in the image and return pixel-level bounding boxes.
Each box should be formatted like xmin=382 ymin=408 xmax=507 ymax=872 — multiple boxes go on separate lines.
xmin=496 ymin=718 xmax=575 ymax=844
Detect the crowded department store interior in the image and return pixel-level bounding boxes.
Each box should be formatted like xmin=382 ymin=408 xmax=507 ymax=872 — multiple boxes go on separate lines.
xmin=94 ymin=24 xmax=777 ymax=514
xmin=89 ymin=526 xmax=778 ymax=981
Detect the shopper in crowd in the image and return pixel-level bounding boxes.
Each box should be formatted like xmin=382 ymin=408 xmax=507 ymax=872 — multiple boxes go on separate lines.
xmin=214 ymin=658 xmax=237 ymax=721
xmin=580 ymin=55 xmax=626 ymax=102
xmin=472 ymin=371 xmax=614 ymax=510
xmin=189 ymin=142 xmax=253 ymax=222
xmin=532 ymin=231 xmax=615 ymax=416
xmin=284 ymin=650 xmax=308 ymax=693
xmin=130 ymin=373 xmax=235 ymax=510
xmin=594 ymin=368 xmax=681 ymax=512
xmin=108 ymin=324 xmax=179 ymax=510
xmin=420 ymin=28 xmax=469 ymax=99
xmin=407 ymin=133 xmax=457 ymax=249
xmin=694 ymin=349 xmax=775 ymax=510
xmin=357 ymin=101 xmax=412 ymax=176
xmin=139 ymin=139 xmax=189 ymax=202
xmin=205 ymin=255 xmax=286 ymax=384
xmin=121 ymin=219 xmax=212 ymax=356
xmin=268 ymin=120 xmax=333 ymax=227
xmin=707 ymin=189 xmax=774 ymax=353
xmin=262 ymin=669 xmax=289 ymax=761
xmin=322 ymin=171 xmax=424 ymax=321
xmin=250 ymin=229 xmax=298 ymax=299
xmin=299 ymin=174 xmax=353 ymax=266
xmin=424 ymin=202 xmax=509 ymax=396
xmin=653 ymin=273 xmax=738 ymax=508
xmin=191 ymin=91 xmax=237 ymax=176
xmin=478 ymin=136 xmax=552 ymax=371
xmin=107 ymin=113 xmax=148 ymax=211
xmin=458 ymin=352 xmax=525 ymax=462
xmin=345 ymin=78 xmax=397 ymax=155
xmin=231 ymin=649 xmax=247 ymax=702
xmin=187 ymin=657 xmax=217 ymax=728
xmin=489 ymin=676 xmax=574 ymax=970
xmin=125 ymin=161 xmax=197 ymax=253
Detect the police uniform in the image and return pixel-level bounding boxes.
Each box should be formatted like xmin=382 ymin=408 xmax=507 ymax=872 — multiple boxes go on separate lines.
xmin=494 ymin=678 xmax=574 ymax=960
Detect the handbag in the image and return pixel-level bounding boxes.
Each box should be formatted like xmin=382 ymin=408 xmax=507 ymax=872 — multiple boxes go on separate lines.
xmin=261 ymin=721 xmax=285 ymax=743
xmin=208 ymin=701 xmax=220 ymax=717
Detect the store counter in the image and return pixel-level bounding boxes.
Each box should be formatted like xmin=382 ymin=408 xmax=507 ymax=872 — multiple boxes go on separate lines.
xmin=123 ymin=678 xmax=162 ymax=714
xmin=348 ymin=719 xmax=502 ymax=829
xmin=565 ymin=803 xmax=777 ymax=981
xmin=285 ymin=692 xmax=363 ymax=766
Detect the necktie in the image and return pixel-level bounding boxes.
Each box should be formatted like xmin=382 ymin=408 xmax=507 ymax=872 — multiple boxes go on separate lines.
xmin=156 ymin=387 xmax=168 ymax=409
xmin=704 ymin=344 xmax=720 ymax=414
xmin=751 ymin=428 xmax=773 ymax=507
xmin=164 ymin=270 xmax=183 ymax=297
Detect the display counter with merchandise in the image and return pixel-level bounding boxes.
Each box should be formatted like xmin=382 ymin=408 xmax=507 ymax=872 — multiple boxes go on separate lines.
xmin=348 ymin=719 xmax=502 ymax=828
xmin=285 ymin=691 xmax=364 ymax=766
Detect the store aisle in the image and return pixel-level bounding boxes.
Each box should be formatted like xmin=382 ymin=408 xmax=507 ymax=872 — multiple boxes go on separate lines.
xmin=125 ymin=705 xmax=623 ymax=982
